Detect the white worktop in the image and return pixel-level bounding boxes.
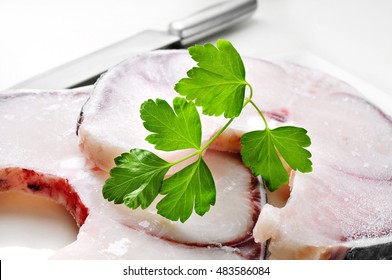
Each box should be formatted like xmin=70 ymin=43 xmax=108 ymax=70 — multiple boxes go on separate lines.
xmin=1 ymin=0 xmax=392 ymax=96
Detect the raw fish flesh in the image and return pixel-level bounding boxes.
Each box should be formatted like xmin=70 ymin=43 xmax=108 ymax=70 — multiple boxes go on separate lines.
xmin=0 ymin=89 xmax=263 ymax=259
xmin=2 ymin=49 xmax=391 ymax=260
xmin=78 ymin=52 xmax=226 ymax=172
xmin=78 ymin=50 xmax=392 ymax=259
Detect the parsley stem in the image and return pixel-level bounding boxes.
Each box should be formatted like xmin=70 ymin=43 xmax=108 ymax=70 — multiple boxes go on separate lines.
xmin=200 ymin=117 xmax=235 ymax=152
xmin=248 ymin=99 xmax=269 ymax=130
xmin=243 ymin=83 xmax=269 ymax=129
xmin=168 ymin=117 xmax=235 ymax=166
xmin=168 ymin=83 xmax=254 ymax=167
xmin=246 ymin=83 xmax=254 ymax=100
xmin=168 ymin=150 xmax=200 ymax=166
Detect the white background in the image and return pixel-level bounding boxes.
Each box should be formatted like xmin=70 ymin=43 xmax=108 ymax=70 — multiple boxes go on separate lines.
xmin=1 ymin=0 xmax=392 ymax=96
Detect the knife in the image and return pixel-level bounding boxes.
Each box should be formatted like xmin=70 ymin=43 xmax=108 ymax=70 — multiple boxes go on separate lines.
xmin=10 ymin=0 xmax=257 ymax=90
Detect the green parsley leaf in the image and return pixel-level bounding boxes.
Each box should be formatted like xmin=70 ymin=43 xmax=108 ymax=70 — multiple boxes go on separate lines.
xmin=103 ymin=39 xmax=314 ymax=223
xmin=240 ymin=126 xmax=312 ymax=191
xmin=141 ymin=97 xmax=201 ymax=151
xmin=156 ymin=157 xmax=215 ymax=223
xmin=270 ymin=126 xmax=313 ymax=173
xmin=102 ymin=149 xmax=170 ymax=208
xmin=174 ymin=39 xmax=248 ymax=118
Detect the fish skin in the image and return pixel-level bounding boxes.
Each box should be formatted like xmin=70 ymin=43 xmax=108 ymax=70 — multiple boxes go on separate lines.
xmin=345 ymin=242 xmax=392 ymax=260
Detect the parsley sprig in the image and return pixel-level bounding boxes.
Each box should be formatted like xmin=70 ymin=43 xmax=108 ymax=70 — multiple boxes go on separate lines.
xmin=103 ymin=40 xmax=312 ymax=222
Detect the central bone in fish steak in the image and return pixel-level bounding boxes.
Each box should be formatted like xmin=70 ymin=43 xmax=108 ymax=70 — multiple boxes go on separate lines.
xmin=0 ymin=89 xmax=263 ymax=259
xmin=77 ymin=50 xmax=392 ymax=259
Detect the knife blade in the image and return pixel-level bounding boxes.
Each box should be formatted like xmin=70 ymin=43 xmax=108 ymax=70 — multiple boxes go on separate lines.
xmin=10 ymin=0 xmax=257 ymax=90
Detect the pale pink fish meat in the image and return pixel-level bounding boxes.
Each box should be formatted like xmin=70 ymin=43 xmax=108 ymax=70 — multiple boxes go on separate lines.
xmin=50 ymin=214 xmax=244 ymax=260
xmin=78 ymin=51 xmax=226 ymax=172
xmin=242 ymin=62 xmax=392 ymax=259
xmin=2 ymin=49 xmax=391 ymax=260
xmin=255 ymin=165 xmax=392 ymax=259
xmin=77 ymin=50 xmax=392 ymax=259
xmin=0 ymin=89 xmax=263 ymax=259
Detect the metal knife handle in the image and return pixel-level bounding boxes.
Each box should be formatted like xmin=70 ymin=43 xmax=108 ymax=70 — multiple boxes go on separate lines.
xmin=9 ymin=0 xmax=257 ymax=90
xmin=169 ymin=0 xmax=257 ymax=46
